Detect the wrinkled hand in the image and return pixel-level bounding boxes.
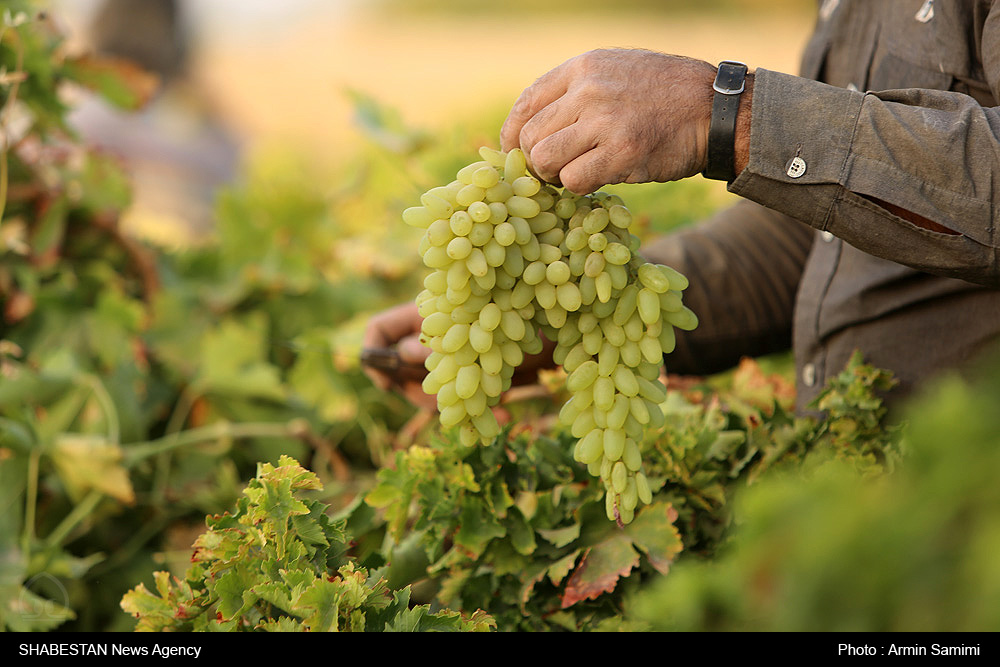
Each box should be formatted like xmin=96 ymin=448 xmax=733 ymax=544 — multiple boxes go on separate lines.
xmin=500 ymin=49 xmax=718 ymax=194
xmin=362 ymin=302 xmax=436 ymax=410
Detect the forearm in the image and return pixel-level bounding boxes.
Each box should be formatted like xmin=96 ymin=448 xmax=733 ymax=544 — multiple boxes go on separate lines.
xmin=641 ymin=200 xmax=814 ymax=375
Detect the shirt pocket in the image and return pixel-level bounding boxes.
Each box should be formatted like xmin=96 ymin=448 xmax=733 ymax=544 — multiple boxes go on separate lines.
xmin=868 ymin=0 xmax=973 ymax=91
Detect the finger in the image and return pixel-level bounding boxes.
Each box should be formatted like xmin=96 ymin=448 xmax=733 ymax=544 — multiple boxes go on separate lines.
xmin=558 ymin=147 xmax=617 ymax=195
xmin=362 ymin=301 xmax=421 ymax=349
xmin=528 ymin=122 xmax=598 ymax=186
xmin=363 ymin=365 xmax=392 ymax=391
xmin=517 ymin=93 xmax=578 ymax=153
xmin=398 ymin=333 xmax=430 ymax=366
xmin=500 ymin=64 xmax=572 ymax=152
xmin=402 ymin=382 xmax=437 ymax=411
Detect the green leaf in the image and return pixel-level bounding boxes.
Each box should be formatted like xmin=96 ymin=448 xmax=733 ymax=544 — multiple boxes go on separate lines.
xmin=537 ymin=523 xmax=581 ymax=548
xmin=197 ymin=315 xmax=286 ymax=402
xmin=454 ymin=498 xmax=506 ymax=558
xmin=6 ymin=585 xmax=76 ymax=631
xmin=214 ymin=568 xmax=259 ymax=621
xmin=624 ymin=502 xmax=684 ymax=576
xmin=547 ymin=549 xmax=581 ymax=587
xmin=295 ymin=577 xmax=343 ymax=632
xmin=258 ymin=616 xmax=305 ymax=632
xmin=506 ymin=508 xmax=536 ymax=556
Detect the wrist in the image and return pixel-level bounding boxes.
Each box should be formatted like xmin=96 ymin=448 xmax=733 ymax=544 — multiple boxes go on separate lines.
xmin=703 ymin=61 xmax=752 ymax=182
xmin=733 ymin=72 xmax=753 ymax=177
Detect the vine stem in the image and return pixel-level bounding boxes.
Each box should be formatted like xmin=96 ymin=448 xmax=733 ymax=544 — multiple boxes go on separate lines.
xmin=21 ymin=449 xmax=39 ymax=552
xmin=44 ymin=490 xmax=102 ymax=549
xmin=82 ymin=374 xmax=120 ymax=444
xmin=124 ymin=421 xmax=296 ymax=467
xmin=151 ymin=386 xmax=199 ymax=506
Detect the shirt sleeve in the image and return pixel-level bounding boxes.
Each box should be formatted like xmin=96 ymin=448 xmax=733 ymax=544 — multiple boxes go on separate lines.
xmin=640 ymin=199 xmax=815 ymax=375
xmin=730 ymin=67 xmax=1000 ymax=287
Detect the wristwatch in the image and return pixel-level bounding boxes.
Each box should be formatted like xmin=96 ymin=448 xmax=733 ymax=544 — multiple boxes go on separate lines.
xmin=703 ymin=60 xmax=748 ymax=182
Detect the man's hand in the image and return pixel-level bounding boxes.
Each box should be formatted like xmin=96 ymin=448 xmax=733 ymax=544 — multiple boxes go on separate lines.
xmin=362 ymin=302 xmax=436 ymax=410
xmin=500 ymin=49 xmax=723 ymax=194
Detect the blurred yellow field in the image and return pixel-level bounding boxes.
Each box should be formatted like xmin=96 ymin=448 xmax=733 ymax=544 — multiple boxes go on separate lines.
xmin=194 ymin=8 xmax=814 ymax=158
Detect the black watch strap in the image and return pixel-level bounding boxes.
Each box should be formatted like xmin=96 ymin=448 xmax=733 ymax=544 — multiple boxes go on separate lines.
xmin=703 ymin=60 xmax=748 ymax=182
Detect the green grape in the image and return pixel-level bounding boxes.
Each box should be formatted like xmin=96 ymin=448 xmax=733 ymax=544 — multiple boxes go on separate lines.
xmin=512 ymin=175 xmax=541 ymax=197
xmin=403 ymin=206 xmax=434 ymax=228
xmin=638 ymin=263 xmax=670 ymax=293
xmin=604 ymin=428 xmax=626 ymax=461
xmin=635 ymin=472 xmax=653 ymax=505
xmin=494 ymin=222 xmax=517 ymax=246
xmin=583 ymin=207 xmax=610 ymax=234
xmin=506 ymin=195 xmax=540 ymax=218
xmin=485 ymin=181 xmax=513 ymax=202
xmin=409 ymin=145 xmax=697 ymax=525
xmin=574 ymin=429 xmax=604 ymax=464
xmin=473 ymin=165 xmax=501 ymax=188
xmin=488 ymin=202 xmax=509 ymax=224
xmin=467 ymin=201 xmax=491 ymax=223
xmin=546 ymin=261 xmax=571 ymax=285
xmin=556 ymin=282 xmax=582 ymax=311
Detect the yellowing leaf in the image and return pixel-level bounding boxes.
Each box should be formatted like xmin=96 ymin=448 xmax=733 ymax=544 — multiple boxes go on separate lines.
xmin=561 ymin=532 xmax=640 ymax=608
xmin=51 ymin=434 xmax=134 ymax=504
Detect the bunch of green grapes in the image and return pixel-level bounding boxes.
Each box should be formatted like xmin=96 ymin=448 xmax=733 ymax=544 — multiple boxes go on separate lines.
xmin=404 ymin=147 xmax=697 ymax=525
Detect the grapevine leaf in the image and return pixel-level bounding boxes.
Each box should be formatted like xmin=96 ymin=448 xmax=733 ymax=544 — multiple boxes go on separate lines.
xmin=252 ymin=581 xmax=294 ymax=614
xmin=517 ymin=562 xmax=551 ymax=613
xmin=561 ymin=533 xmax=640 ymax=608
xmin=454 ymin=499 xmax=506 ymax=558
xmin=290 ymin=510 xmax=330 ymax=548
xmin=197 ymin=316 xmax=286 ymax=402
xmin=214 ymin=568 xmax=258 ymax=621
xmin=624 ymin=502 xmax=683 ymax=576
xmin=295 ymin=578 xmax=342 ymax=632
xmin=547 ymin=549 xmax=581 ymax=587
xmin=435 ymin=568 xmax=470 ymax=610
xmin=382 ymin=605 xmax=428 ymax=632
xmin=506 ymin=508 xmax=536 ymax=556
xmin=364 ymin=587 xmax=410 ymax=632
xmin=120 ymin=582 xmax=172 ymax=629
xmin=191 ymin=526 xmax=243 ymax=564
xmin=119 ymin=571 xmax=200 ymax=632
xmin=50 ymin=434 xmax=135 ymax=504
xmin=537 ymin=523 xmax=581 ymax=548
xmin=259 ymin=455 xmax=323 ymax=491
xmin=258 ymin=617 xmax=305 ymax=632
xmin=4 ymin=585 xmax=76 ymax=632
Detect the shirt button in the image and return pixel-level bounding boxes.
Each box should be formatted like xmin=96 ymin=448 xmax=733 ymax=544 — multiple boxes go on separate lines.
xmin=802 ymin=363 xmax=817 ymax=387
xmin=916 ymin=0 xmax=934 ymax=23
xmin=785 ymin=156 xmax=807 ymax=178
xmin=821 ymin=230 xmax=835 ymax=242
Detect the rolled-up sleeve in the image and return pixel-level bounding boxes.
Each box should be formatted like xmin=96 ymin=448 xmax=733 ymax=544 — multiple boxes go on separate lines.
xmin=731 ymin=68 xmax=1000 ymax=286
xmin=641 ymin=199 xmax=814 ymax=375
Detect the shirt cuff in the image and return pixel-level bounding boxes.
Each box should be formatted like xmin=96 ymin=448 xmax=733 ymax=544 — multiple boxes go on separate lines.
xmin=728 ymin=68 xmax=866 ymax=231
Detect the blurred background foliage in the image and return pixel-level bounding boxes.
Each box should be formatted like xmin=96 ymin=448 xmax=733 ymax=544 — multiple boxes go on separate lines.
xmin=2 ymin=0 xmax=998 ymax=633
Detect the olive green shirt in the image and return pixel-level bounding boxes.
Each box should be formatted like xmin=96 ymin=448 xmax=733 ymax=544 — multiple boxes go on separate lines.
xmin=644 ymin=0 xmax=1000 ymax=411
